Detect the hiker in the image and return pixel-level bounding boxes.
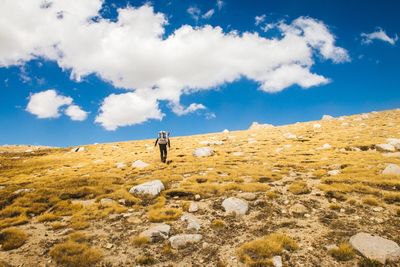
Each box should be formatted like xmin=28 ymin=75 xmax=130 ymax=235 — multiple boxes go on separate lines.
xmin=154 ymin=131 xmax=170 ymax=163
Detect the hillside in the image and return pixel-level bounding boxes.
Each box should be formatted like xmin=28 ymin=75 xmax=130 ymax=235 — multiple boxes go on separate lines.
xmin=1 ymin=109 xmax=400 ymax=267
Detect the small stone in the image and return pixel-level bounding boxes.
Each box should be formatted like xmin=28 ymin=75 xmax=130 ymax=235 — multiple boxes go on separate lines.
xmin=350 ymin=232 xmax=400 ymax=264
xmin=328 ymin=170 xmax=340 ymax=176
xmin=325 ymin=244 xmax=339 ymax=251
xmin=169 ymin=234 xmax=202 ymax=249
xmin=193 ymin=147 xmax=214 ymax=157
xmin=188 ymin=202 xmax=199 ymax=212
xmin=272 ymin=255 xmax=282 ymax=267
xmin=194 ymin=194 xmax=201 ymax=200
xmin=222 ymin=197 xmax=249 ymax=215
xmin=115 ymin=162 xmax=126 ymax=169
xmin=106 ymin=243 xmax=113 ymax=249
xmin=289 ymin=203 xmax=308 ymax=216
xmin=129 ymin=180 xmax=165 ymax=196
xmin=181 ymin=213 xmax=201 ymax=231
xmin=100 ymin=198 xmax=114 ymax=206
xmin=376 ymin=144 xmax=396 ymax=152
xmin=237 ymin=192 xmax=257 ymax=201
xmin=382 ymin=164 xmax=400 ymax=175
xmin=140 ymin=224 xmax=171 ymax=242
xmin=372 ymin=207 xmax=383 ymax=212
xmin=131 ymin=160 xmax=149 ymax=169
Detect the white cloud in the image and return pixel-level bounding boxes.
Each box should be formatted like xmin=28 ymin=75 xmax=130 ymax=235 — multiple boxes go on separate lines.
xmin=26 ymin=89 xmax=72 ymax=119
xmin=95 ymin=92 xmax=164 ymax=130
xmin=255 ymin=14 xmax=266 ymax=26
xmin=65 ymin=104 xmax=88 ymax=121
xmin=1 ymin=1 xmax=349 ymax=130
xmin=202 ymin=9 xmax=215 ymax=19
xmin=216 ymin=0 xmax=224 ymax=10
xmin=172 ymin=103 xmax=206 ymax=115
xmin=361 ymin=28 xmax=398 ymax=45
xmin=187 ymin=6 xmax=201 ymax=21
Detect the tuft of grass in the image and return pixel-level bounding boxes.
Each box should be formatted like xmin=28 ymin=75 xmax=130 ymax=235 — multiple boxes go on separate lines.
xmin=211 ymin=219 xmax=225 ymax=229
xmin=266 ymin=190 xmax=279 ymax=199
xmin=0 ymin=227 xmax=27 ymax=250
xmin=358 ymin=258 xmax=383 ymax=267
xmin=288 ymin=181 xmax=310 ymax=195
xmin=131 ymin=236 xmax=150 ymax=247
xmin=328 ymin=243 xmax=355 ymax=261
xmin=362 ymin=196 xmax=381 ymax=206
xmin=147 ymin=208 xmax=182 ymax=222
xmin=37 ymin=213 xmax=60 ymax=222
xmin=51 ymin=222 xmax=67 ymax=230
xmin=135 ymin=255 xmax=155 ymax=265
xmin=383 ymin=192 xmax=400 ymax=204
xmin=237 ymin=233 xmax=298 ymax=265
xmin=50 ymin=241 xmax=102 ymax=267
xmin=329 ymin=203 xmax=341 ymax=211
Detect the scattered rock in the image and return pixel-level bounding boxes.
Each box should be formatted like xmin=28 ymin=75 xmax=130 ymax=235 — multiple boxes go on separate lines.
xmin=71 ymin=147 xmax=85 ymax=152
xmin=193 ymin=147 xmax=214 ymax=157
xmin=232 ymin=151 xmax=244 ymax=156
xmin=327 ymin=170 xmax=340 ymax=176
xmin=194 ymin=194 xmax=201 ymax=201
xmin=237 ymin=192 xmax=256 ymax=201
xmin=318 ymin=143 xmax=332 ymax=150
xmin=222 ymin=129 xmax=229 ymax=133
xmin=181 ymin=213 xmax=201 ymax=231
xmin=140 ymin=223 xmax=171 ymax=241
xmin=129 ymin=180 xmax=165 ymax=196
xmin=115 ymin=162 xmax=126 ymax=169
xmin=272 ymin=255 xmax=283 ymax=267
xmin=188 ymin=202 xmax=199 ymax=213
xmin=169 ymin=234 xmax=202 ymax=249
xmin=376 ymin=144 xmax=396 ymax=152
xmin=249 ymin=122 xmax=274 ymax=130
xmin=313 ymin=124 xmax=321 ymax=129
xmin=387 ymin=138 xmax=400 ymax=150
xmin=349 ymin=232 xmax=400 ymax=264
xmin=131 ymin=160 xmax=149 ymax=169
xmin=222 ymin=197 xmax=248 ymax=215
xmin=382 ymin=164 xmax=400 ymax=175
xmin=289 ymin=203 xmax=308 ymax=216
xmin=13 ymin=188 xmax=34 ymax=195
xmin=322 ymin=115 xmax=334 ymax=120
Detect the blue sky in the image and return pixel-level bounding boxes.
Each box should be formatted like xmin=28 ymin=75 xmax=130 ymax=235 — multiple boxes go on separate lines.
xmin=0 ymin=0 xmax=399 ymax=147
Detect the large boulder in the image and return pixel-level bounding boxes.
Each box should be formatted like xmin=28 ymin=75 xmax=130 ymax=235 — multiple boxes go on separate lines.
xmin=349 ymin=233 xmax=400 ymax=264
xmin=169 ymin=234 xmax=202 ymax=249
xmin=382 ymin=164 xmax=400 ymax=176
xmin=139 ymin=223 xmax=170 ymax=242
xmin=222 ymin=197 xmax=248 ymax=215
xmin=376 ymin=144 xmax=396 ymax=152
xmin=387 ymin=138 xmax=400 ymax=150
xmin=193 ymin=147 xmax=214 ymax=157
xmin=129 ymin=180 xmax=164 ymax=196
xmin=131 ymin=160 xmax=149 ymax=169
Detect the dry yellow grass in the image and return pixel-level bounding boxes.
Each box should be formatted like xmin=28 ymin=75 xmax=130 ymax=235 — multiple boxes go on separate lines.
xmin=237 ymin=233 xmax=298 ymax=265
xmin=0 ymin=228 xmax=27 ymax=250
xmin=328 ymin=243 xmax=355 ymax=261
xmin=131 ymin=236 xmax=150 ymax=247
xmin=50 ymin=241 xmax=102 ymax=267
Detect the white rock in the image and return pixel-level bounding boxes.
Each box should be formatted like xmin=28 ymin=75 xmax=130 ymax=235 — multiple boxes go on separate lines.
xmin=222 ymin=197 xmax=248 ymax=215
xmin=349 ymin=232 xmax=400 ymax=264
xmin=272 ymin=255 xmax=283 ymax=267
xmin=361 ymin=114 xmax=369 ymax=119
xmin=169 ymin=234 xmax=202 ymax=249
xmin=222 ymin=129 xmax=229 ymax=133
xmin=181 ymin=213 xmax=201 ymax=231
xmin=100 ymin=198 xmax=114 ymax=206
xmin=129 ymin=180 xmax=165 ymax=196
xmin=327 ymin=170 xmax=341 ymax=176
xmin=318 ymin=143 xmax=331 ymax=150
xmin=284 ymin=133 xmax=297 ymax=140
xmin=313 ymin=124 xmax=321 ymax=129
xmin=249 ymin=122 xmax=274 ymax=130
xmin=71 ymin=147 xmax=85 ymax=152
xmin=382 ymin=164 xmax=400 ymax=175
xmin=188 ymin=202 xmax=199 ymax=213
xmin=131 ymin=160 xmax=149 ymax=169
xmin=232 ymin=151 xmax=244 ymax=156
xmin=383 ymin=152 xmax=400 ymax=158
xmin=13 ymin=188 xmax=34 ymax=195
xmin=387 ymin=138 xmax=400 ymax=150
xmin=341 ymin=122 xmax=349 ymax=126
xmin=140 ymin=224 xmax=171 ymax=241
xmin=193 ymin=147 xmax=214 ymax=157
xmin=289 ymin=203 xmax=308 ymax=215
xmin=322 ymin=115 xmax=334 ymax=120
xmin=376 ymin=144 xmax=396 ymax=152
xmin=115 ymin=162 xmax=126 ymax=169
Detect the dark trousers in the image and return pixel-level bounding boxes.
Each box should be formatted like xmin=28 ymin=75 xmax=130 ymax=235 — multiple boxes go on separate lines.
xmin=159 ymin=144 xmax=167 ymax=163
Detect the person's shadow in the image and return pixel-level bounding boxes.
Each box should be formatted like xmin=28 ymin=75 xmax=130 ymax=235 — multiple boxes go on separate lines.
xmin=166 ymin=160 xmax=173 ymax=165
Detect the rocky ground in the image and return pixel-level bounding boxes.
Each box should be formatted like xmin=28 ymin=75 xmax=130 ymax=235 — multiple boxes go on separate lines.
xmin=0 ymin=109 xmax=400 ymax=267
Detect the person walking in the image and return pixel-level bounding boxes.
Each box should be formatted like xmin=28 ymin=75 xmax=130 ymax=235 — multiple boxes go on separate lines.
xmin=154 ymin=131 xmax=170 ymax=163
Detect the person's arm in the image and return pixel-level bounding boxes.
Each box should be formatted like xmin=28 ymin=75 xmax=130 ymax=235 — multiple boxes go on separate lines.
xmin=168 ymin=139 xmax=171 ymax=148
xmin=154 ymin=138 xmax=158 ymax=147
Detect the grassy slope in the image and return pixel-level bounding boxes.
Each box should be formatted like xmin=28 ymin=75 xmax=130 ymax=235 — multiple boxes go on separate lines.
xmin=0 ymin=109 xmax=399 ymax=266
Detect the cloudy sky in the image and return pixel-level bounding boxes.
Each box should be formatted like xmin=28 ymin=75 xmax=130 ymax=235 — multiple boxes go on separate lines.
xmin=0 ymin=0 xmax=399 ymax=146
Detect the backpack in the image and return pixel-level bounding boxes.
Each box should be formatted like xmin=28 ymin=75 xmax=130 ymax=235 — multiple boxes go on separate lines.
xmin=158 ymin=131 xmax=169 ymax=145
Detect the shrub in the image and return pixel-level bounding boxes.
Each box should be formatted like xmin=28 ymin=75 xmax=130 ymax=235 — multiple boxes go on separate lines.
xmin=147 ymin=208 xmax=182 ymax=222
xmin=135 ymin=255 xmax=155 ymax=265
xmin=131 ymin=236 xmax=150 ymax=247
xmin=237 ymin=233 xmax=298 ymax=265
xmin=329 ymin=203 xmax=341 ymax=211
xmin=50 ymin=241 xmax=102 ymax=267
xmin=288 ymin=182 xmax=310 ymax=195
xmin=0 ymin=228 xmax=27 ymax=250
xmin=328 ymin=243 xmax=355 ymax=261
xmin=211 ymin=219 xmax=225 ymax=229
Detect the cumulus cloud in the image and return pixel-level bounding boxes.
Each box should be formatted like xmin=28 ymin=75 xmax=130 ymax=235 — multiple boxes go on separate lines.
xmin=26 ymin=89 xmax=72 ymax=119
xmin=1 ymin=1 xmax=349 ymax=130
xmin=361 ymin=28 xmax=398 ymax=45
xmin=65 ymin=105 xmax=88 ymax=121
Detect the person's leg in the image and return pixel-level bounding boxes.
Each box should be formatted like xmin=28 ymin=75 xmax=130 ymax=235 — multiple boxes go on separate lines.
xmin=164 ymin=146 xmax=168 ymax=162
xmin=159 ymin=145 xmax=163 ymax=162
